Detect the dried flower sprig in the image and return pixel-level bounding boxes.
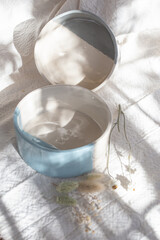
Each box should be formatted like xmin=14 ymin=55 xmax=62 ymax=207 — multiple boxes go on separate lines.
xmin=104 ymin=104 xmax=132 ymax=180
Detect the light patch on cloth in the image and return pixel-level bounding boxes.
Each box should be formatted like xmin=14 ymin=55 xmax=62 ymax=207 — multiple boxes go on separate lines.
xmin=115 ymin=0 xmax=160 ymax=35
xmin=97 ymin=29 xmax=160 ymax=116
xmin=0 ymin=76 xmax=14 ymax=91
xmin=145 ymin=204 xmax=160 ymax=239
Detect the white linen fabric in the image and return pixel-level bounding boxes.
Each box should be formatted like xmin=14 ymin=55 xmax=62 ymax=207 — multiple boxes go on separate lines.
xmin=0 ymin=0 xmax=160 ymax=239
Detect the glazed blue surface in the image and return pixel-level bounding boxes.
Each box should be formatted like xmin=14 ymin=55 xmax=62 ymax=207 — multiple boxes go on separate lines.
xmin=14 ymin=107 xmax=93 ymax=178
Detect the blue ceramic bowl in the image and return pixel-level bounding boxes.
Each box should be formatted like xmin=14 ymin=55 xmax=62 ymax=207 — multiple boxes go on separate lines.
xmin=14 ymin=85 xmax=112 ymax=178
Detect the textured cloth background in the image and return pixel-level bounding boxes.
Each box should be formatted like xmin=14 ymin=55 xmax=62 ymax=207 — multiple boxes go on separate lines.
xmin=0 ymin=0 xmax=160 ymax=239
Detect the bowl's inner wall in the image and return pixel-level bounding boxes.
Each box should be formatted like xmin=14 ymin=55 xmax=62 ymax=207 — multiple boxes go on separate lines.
xmin=17 ymin=86 xmax=111 ymax=150
xmin=34 ymin=11 xmax=116 ymax=90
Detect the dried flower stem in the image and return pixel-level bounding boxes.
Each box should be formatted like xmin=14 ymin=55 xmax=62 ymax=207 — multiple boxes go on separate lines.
xmin=121 ymin=111 xmax=132 ymax=182
xmin=104 ymin=122 xmax=117 ymax=177
xmin=104 ymin=105 xmax=122 ymax=176
xmin=117 ymin=104 xmax=121 ymax=132
xmin=114 ymin=143 xmax=124 ymax=176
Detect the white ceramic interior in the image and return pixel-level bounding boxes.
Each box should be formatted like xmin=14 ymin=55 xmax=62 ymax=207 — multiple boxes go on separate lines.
xmin=17 ymin=85 xmax=111 ymax=151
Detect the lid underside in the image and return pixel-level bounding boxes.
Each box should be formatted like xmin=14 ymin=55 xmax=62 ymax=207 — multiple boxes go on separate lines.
xmin=34 ymin=10 xmax=117 ymax=91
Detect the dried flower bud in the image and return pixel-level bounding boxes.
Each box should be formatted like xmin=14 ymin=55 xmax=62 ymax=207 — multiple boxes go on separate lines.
xmin=86 ymin=172 xmax=105 ymax=181
xmin=56 ymin=195 xmax=76 ymax=206
xmin=112 ymin=185 xmax=118 ymax=190
xmin=78 ymin=180 xmax=105 ymax=193
xmin=56 ymin=181 xmax=79 ymax=193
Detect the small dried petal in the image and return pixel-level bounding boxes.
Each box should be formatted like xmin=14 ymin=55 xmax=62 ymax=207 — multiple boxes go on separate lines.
xmin=86 ymin=216 xmax=91 ymax=222
xmin=95 ymin=204 xmax=101 ymax=210
xmin=85 ymin=226 xmax=91 ymax=231
xmin=78 ymin=219 xmax=83 ymax=224
xmin=112 ymin=185 xmax=118 ymax=190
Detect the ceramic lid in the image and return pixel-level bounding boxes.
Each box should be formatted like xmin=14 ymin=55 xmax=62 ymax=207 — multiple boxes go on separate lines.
xmin=34 ymin=10 xmax=118 ymax=91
